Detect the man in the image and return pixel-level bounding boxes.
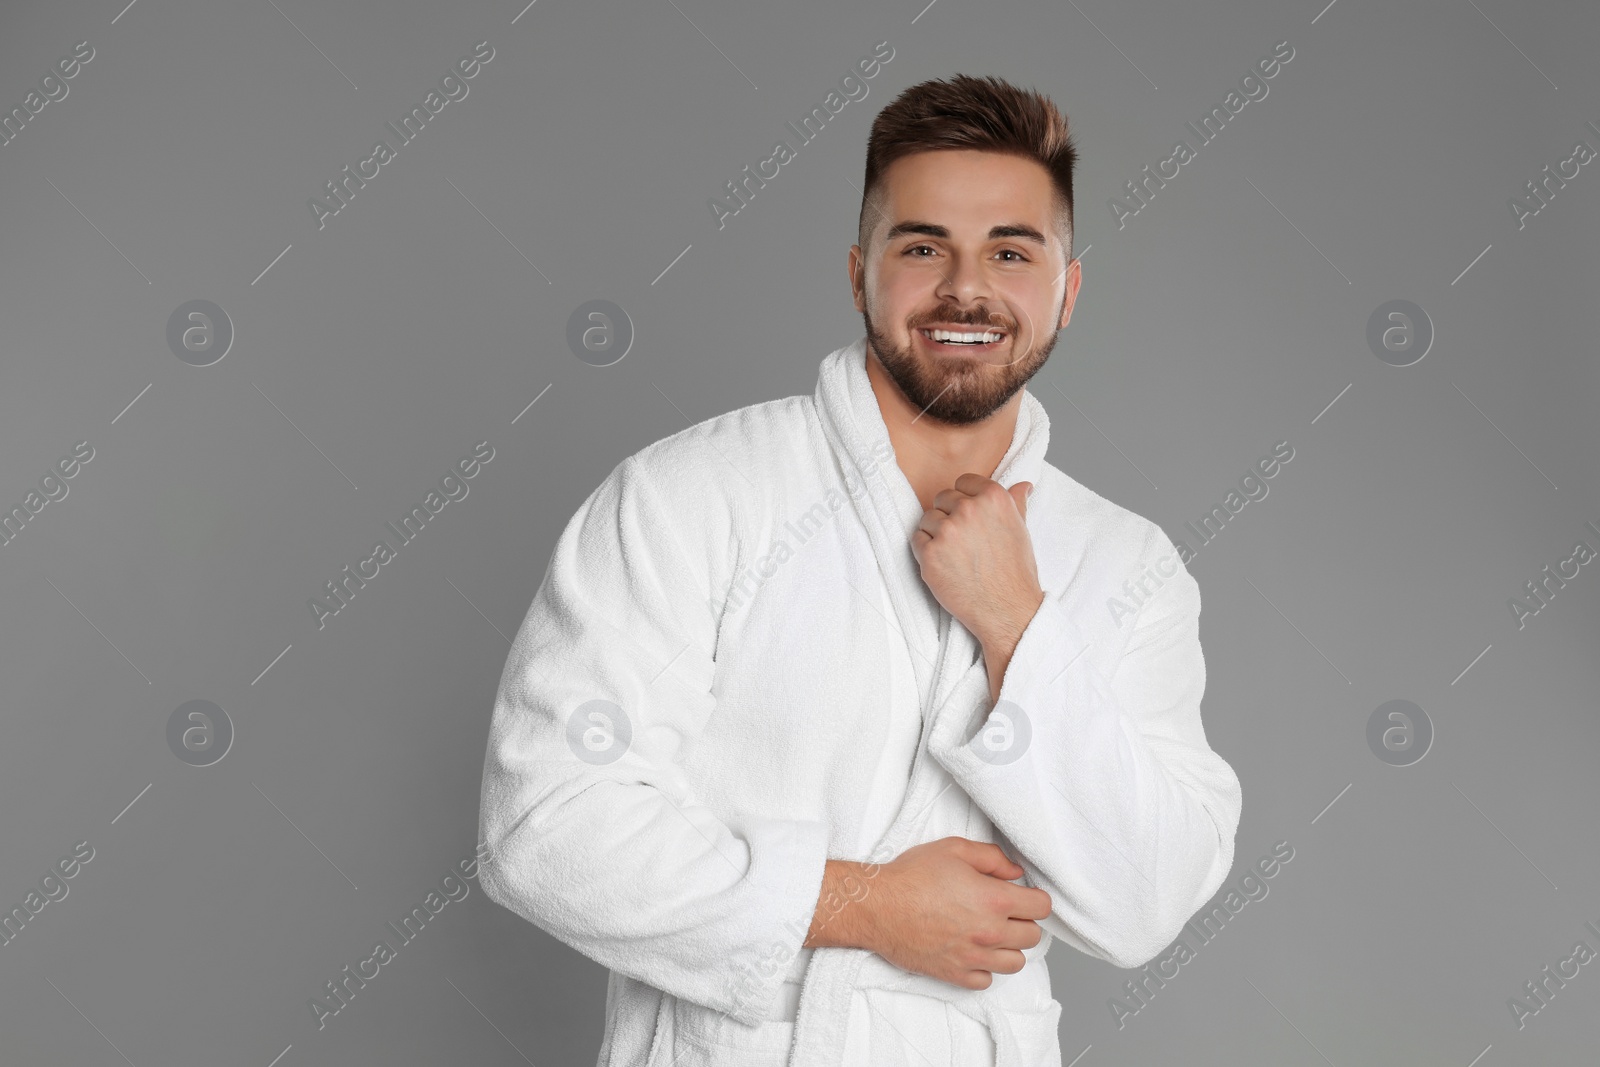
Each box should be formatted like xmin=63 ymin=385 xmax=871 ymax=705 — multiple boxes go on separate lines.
xmin=478 ymin=73 xmax=1242 ymax=1067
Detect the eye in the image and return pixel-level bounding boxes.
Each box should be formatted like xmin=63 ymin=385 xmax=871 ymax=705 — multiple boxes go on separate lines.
xmin=905 ymin=244 xmax=937 ymax=257
xmin=997 ymin=249 xmax=1028 ymax=262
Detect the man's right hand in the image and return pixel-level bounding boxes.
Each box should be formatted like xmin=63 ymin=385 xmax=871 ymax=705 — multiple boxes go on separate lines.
xmin=808 ymin=837 xmax=1054 ymax=990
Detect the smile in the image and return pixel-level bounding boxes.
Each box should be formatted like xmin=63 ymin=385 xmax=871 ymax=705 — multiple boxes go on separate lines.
xmin=918 ymin=327 xmax=1007 ymax=352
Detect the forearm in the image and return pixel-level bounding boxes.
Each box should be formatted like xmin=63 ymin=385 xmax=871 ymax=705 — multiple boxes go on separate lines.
xmin=803 ymin=859 xmax=886 ymax=951
xmin=980 ymin=588 xmax=1045 ymax=707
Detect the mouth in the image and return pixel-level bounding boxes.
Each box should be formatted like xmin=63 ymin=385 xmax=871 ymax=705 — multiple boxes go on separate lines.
xmin=916 ymin=326 xmax=1009 ymax=354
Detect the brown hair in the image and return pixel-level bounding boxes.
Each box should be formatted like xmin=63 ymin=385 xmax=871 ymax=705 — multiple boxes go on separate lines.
xmin=858 ymin=74 xmax=1077 ymax=262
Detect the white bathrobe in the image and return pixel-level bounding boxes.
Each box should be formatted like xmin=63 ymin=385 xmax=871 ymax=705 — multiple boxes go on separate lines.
xmin=477 ymin=336 xmax=1243 ymax=1067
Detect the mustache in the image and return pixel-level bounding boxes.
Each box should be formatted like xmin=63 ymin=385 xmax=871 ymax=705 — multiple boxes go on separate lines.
xmin=910 ymin=310 xmax=1013 ymax=331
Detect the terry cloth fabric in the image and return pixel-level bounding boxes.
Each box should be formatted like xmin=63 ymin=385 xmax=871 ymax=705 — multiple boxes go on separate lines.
xmin=477 ymin=335 xmax=1244 ymax=1066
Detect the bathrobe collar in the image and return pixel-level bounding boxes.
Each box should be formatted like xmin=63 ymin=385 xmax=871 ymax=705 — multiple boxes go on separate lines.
xmin=811 ymin=335 xmax=1053 ymax=718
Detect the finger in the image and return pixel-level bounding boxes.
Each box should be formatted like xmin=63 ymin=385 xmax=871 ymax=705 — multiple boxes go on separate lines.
xmin=961 ymin=840 xmax=1025 ymax=879
xmin=1000 ymin=918 xmax=1044 ymax=951
xmin=915 ymin=510 xmax=947 ymax=539
xmin=954 ymin=473 xmax=993 ymax=495
xmin=959 ymin=969 xmax=995 ymax=991
xmin=1009 ymin=481 xmax=1032 ymax=520
xmin=909 ymin=528 xmax=931 ymax=563
xmin=976 ymin=947 xmax=1028 ymax=976
xmin=930 ymin=485 xmax=976 ymax=514
xmin=1004 ymin=884 xmax=1054 ymax=921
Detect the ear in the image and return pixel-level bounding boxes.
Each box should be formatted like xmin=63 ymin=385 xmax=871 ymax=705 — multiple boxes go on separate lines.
xmin=848 ymin=246 xmax=866 ymax=311
xmin=1058 ymin=257 xmax=1082 ymax=331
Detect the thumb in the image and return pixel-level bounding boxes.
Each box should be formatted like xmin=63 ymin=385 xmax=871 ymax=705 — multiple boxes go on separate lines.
xmin=1009 ymin=481 xmax=1033 ymax=519
xmin=964 ymin=840 xmax=1026 ymax=880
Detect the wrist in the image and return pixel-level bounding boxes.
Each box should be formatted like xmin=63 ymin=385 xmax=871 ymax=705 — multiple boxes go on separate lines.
xmin=805 ymin=859 xmax=885 ymax=951
xmin=981 ymin=589 xmax=1044 ymax=662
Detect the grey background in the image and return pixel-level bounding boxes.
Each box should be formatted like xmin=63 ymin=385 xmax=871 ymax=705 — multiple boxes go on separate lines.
xmin=1 ymin=0 xmax=1596 ymax=1064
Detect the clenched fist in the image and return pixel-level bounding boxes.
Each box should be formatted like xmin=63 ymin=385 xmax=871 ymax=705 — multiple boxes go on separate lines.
xmin=910 ymin=474 xmax=1043 ymax=655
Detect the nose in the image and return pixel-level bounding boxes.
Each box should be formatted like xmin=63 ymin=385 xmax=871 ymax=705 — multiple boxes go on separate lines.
xmin=932 ymin=249 xmax=997 ymax=309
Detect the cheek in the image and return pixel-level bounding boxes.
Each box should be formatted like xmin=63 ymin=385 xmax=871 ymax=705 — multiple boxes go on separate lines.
xmin=873 ymin=271 xmax=928 ymax=319
xmin=995 ymin=285 xmax=1050 ymax=332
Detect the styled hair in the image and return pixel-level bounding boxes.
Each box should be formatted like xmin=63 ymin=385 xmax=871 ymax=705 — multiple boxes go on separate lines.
xmin=858 ymin=74 xmax=1077 ymax=262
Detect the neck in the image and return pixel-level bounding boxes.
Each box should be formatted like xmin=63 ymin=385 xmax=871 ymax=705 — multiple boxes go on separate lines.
xmin=864 ymin=346 xmax=1022 ymax=512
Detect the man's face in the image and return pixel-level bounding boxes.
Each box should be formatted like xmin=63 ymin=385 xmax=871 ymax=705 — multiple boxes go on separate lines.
xmin=850 ymin=149 xmax=1082 ymax=426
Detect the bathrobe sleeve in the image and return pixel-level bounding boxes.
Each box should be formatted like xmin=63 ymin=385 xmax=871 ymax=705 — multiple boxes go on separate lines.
xmin=477 ymin=453 xmax=832 ymax=1025
xmin=929 ymin=523 xmax=1242 ymax=971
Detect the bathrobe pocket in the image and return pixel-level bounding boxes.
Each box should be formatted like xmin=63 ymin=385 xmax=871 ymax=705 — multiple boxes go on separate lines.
xmin=651 ymin=993 xmax=797 ymax=1067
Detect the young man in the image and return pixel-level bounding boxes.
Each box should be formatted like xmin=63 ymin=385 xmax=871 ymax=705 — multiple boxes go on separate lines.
xmin=478 ymin=74 xmax=1242 ymax=1067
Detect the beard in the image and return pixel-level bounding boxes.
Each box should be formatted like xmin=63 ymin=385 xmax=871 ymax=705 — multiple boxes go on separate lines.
xmin=862 ymin=298 xmax=1062 ymax=426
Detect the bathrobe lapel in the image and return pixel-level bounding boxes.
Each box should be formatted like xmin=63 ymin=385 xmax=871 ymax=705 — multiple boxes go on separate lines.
xmin=794 ymin=337 xmax=1052 ymax=1066
xmin=812 ymin=336 xmax=1051 ymax=780
xmin=813 ymin=336 xmax=1050 ymax=710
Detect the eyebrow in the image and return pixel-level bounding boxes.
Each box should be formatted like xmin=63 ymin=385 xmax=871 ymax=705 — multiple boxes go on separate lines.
xmin=883 ymin=220 xmax=1049 ymax=247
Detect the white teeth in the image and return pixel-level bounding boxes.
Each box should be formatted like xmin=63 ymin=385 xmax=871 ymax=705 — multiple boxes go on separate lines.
xmin=925 ymin=328 xmax=1003 ymax=344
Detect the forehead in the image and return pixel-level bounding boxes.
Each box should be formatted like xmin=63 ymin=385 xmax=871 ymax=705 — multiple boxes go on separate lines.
xmin=876 ymin=149 xmax=1057 ymax=233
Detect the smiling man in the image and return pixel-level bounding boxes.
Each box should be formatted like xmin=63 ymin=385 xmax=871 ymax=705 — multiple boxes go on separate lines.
xmin=478 ymin=74 xmax=1243 ymax=1067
